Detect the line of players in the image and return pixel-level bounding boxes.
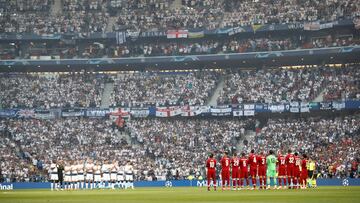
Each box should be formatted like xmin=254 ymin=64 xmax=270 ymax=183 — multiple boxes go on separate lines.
xmin=48 ymin=159 xmax=135 ymax=191
xmin=206 ymin=149 xmax=314 ymax=191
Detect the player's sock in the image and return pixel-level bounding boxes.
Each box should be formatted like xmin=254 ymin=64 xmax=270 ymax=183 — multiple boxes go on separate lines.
xmin=246 ymin=179 xmax=249 ymax=187
xmin=233 ymin=179 xmax=237 ymax=188
xmin=278 ymin=178 xmax=281 ymax=186
xmin=252 ymin=178 xmax=256 ymax=188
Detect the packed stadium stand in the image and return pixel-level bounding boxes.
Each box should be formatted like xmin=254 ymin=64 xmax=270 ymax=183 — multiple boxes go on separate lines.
xmin=0 ymin=0 xmax=359 ymax=185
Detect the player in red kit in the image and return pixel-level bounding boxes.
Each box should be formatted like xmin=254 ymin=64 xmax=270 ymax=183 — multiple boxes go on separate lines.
xmin=277 ymin=151 xmax=287 ymax=189
xmin=220 ymin=151 xmax=231 ymax=190
xmin=231 ymin=153 xmax=240 ymax=190
xmin=248 ymin=149 xmax=258 ymax=190
xmin=285 ymin=149 xmax=296 ymax=189
xmin=300 ymin=154 xmax=308 ymax=189
xmin=206 ymin=153 xmax=217 ymax=191
xmin=294 ymin=152 xmax=301 ymax=189
xmin=239 ymin=152 xmax=250 ymax=189
xmin=257 ymin=151 xmax=266 ymax=189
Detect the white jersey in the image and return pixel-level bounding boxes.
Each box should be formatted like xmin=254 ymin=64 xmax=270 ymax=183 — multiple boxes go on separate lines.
xmin=124 ymin=164 xmax=134 ymax=181
xmin=102 ymin=164 xmax=110 ymax=181
xmin=49 ymin=163 xmax=58 ymax=181
xmin=94 ymin=165 xmax=102 ymax=182
xmin=64 ymin=165 xmax=72 ymax=182
xmin=117 ymin=166 xmax=125 ymax=181
xmin=71 ymin=165 xmax=78 ymax=182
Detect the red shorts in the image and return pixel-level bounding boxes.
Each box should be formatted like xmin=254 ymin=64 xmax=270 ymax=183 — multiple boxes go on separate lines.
xmin=207 ymin=170 xmax=216 ymax=180
xmin=232 ymin=169 xmax=240 ymax=179
xmin=278 ymin=167 xmax=286 ymax=176
xmin=301 ymin=171 xmax=308 ymax=180
xmin=250 ymin=167 xmax=257 ymax=177
xmin=221 ymin=170 xmax=230 ymax=180
xmin=240 ymin=170 xmax=248 ymax=179
xmin=294 ymin=169 xmax=301 ymax=178
xmin=258 ymin=167 xmax=266 ymax=177
xmin=287 ymin=166 xmax=295 ymax=177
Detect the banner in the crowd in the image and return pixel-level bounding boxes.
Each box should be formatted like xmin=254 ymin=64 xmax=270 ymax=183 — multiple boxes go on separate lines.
xmin=116 ymin=32 xmax=126 ymax=44
xmin=210 ymin=106 xmax=232 ymax=116
xmin=181 ymin=105 xmax=203 ymax=117
xmin=0 ymin=109 xmax=17 ymax=118
xmin=166 ymin=30 xmax=188 ymax=39
xmin=156 ymin=106 xmax=183 ymax=117
xmin=304 ymin=22 xmax=335 ymax=31
xmin=0 ymin=99 xmax=359 ymax=119
xmin=188 ymin=30 xmax=205 ymax=38
xmin=130 ymin=108 xmax=150 ymax=118
xmin=86 ymin=109 xmax=110 ymax=117
xmin=61 ymin=109 xmax=86 ymax=117
xmin=33 ymin=109 xmax=56 ymax=119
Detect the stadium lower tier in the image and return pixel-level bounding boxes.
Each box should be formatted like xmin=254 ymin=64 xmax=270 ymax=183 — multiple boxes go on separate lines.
xmin=0 ymin=114 xmax=359 ymax=183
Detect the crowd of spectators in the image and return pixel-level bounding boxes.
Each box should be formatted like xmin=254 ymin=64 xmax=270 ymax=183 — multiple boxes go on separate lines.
xmin=0 ymin=73 xmax=105 ymax=109
xmin=0 ymin=0 xmax=359 ymax=34
xmin=218 ymin=65 xmax=360 ymax=104
xmin=0 ymin=114 xmax=358 ymax=182
xmin=110 ymin=71 xmax=219 ymax=107
xmin=248 ymin=115 xmax=360 ymax=179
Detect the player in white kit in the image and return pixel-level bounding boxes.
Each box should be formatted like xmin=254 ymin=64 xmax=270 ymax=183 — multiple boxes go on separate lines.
xmin=49 ymin=160 xmax=58 ymax=191
xmin=110 ymin=160 xmax=118 ymax=189
xmin=64 ymin=161 xmax=72 ymax=190
xmin=85 ymin=159 xmax=94 ymax=189
xmin=102 ymin=161 xmax=110 ymax=188
xmin=93 ymin=162 xmax=102 ymax=188
xmin=117 ymin=165 xmax=125 ymax=189
xmin=71 ymin=162 xmax=78 ymax=190
xmin=124 ymin=161 xmax=134 ymax=189
xmin=77 ymin=160 xmax=85 ymax=189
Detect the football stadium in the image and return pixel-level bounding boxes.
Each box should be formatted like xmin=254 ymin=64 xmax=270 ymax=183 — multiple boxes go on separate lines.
xmin=0 ymin=0 xmax=359 ymax=202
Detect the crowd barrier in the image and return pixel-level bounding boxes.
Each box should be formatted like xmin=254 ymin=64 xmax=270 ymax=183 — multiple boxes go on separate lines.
xmin=1 ymin=179 xmax=359 ymax=190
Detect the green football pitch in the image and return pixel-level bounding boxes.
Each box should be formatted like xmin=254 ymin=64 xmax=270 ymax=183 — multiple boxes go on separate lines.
xmin=1 ymin=187 xmax=359 ymax=203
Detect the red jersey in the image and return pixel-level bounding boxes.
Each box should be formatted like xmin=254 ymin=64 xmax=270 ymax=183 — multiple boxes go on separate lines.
xmin=239 ymin=157 xmax=249 ymax=172
xmin=301 ymin=159 xmax=308 ymax=173
xmin=248 ymin=153 xmax=258 ymax=169
xmin=257 ymin=155 xmax=266 ymax=167
xmin=221 ymin=156 xmax=231 ymax=171
xmin=294 ymin=156 xmax=301 ymax=170
xmin=231 ymin=157 xmax=240 ymax=171
xmin=285 ymin=153 xmax=296 ymax=167
xmin=206 ymin=158 xmax=217 ymax=171
xmin=277 ymin=155 xmax=286 ymax=168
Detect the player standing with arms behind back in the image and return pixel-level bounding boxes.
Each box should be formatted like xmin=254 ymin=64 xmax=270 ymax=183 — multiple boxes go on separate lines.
xmin=231 ymin=153 xmax=240 ymax=190
xmin=277 ymin=151 xmax=287 ymax=189
xmin=294 ymin=152 xmax=301 ymax=189
xmin=266 ymin=150 xmax=277 ymax=190
xmin=239 ymin=152 xmax=250 ymax=189
xmin=248 ymin=149 xmax=258 ymax=190
xmin=220 ymin=151 xmax=231 ymax=190
xmin=206 ymin=153 xmax=217 ymax=191
xmin=300 ymin=154 xmax=308 ymax=189
xmin=285 ymin=149 xmax=295 ymax=189
xmin=257 ymin=152 xmax=266 ymax=189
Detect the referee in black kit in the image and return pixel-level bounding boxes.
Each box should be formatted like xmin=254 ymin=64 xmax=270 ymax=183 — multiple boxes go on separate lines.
xmin=57 ymin=160 xmax=64 ymax=190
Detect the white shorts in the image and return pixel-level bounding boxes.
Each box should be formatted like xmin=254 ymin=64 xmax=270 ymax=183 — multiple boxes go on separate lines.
xmin=125 ymin=174 xmax=133 ymax=181
xmin=103 ymin=173 xmax=110 ymax=181
xmin=64 ymin=175 xmax=71 ymax=182
xmin=72 ymin=175 xmax=78 ymax=182
xmin=78 ymin=174 xmax=84 ymax=181
xmin=94 ymin=174 xmax=102 ymax=182
xmin=117 ymin=174 xmax=124 ymax=181
xmin=86 ymin=173 xmax=93 ymax=181
xmin=110 ymin=173 xmax=117 ymax=181
xmin=50 ymin=174 xmax=58 ymax=181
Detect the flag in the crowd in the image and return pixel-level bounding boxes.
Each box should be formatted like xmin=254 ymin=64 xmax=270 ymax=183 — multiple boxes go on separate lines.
xmin=109 ymin=108 xmax=130 ymax=117
xmin=251 ymin=24 xmax=263 ymax=33
xmin=181 ymin=105 xmax=202 ymax=117
xmin=156 ymin=107 xmax=182 ymax=117
xmin=116 ymin=31 xmax=126 ymax=44
xmin=188 ymin=30 xmax=204 ymax=38
xmin=167 ymin=30 xmax=188 ymax=39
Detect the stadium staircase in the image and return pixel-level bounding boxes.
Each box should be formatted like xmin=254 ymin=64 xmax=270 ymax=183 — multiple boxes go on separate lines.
xmin=207 ymin=76 xmax=225 ymax=106
xmin=100 ymin=82 xmax=114 ymax=108
xmin=50 ymin=0 xmax=63 ymax=15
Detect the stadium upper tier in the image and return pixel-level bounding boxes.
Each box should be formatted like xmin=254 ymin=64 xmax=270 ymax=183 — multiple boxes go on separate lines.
xmin=0 ymin=114 xmax=359 ymax=181
xmin=0 ymin=0 xmax=359 ymax=33
xmin=0 ymin=65 xmax=359 ymax=109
